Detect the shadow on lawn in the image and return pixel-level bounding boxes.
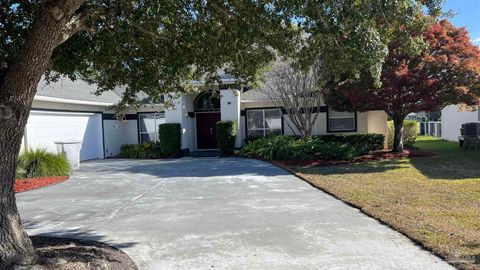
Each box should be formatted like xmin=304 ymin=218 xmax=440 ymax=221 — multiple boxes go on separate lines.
xmin=298 ymin=158 xmax=411 ymax=176
xmin=295 ymin=137 xmax=480 ymax=180
xmin=408 ymin=139 xmax=480 ymax=180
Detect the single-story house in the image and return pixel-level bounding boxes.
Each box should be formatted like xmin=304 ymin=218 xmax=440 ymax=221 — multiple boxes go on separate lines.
xmin=22 ymin=77 xmax=388 ymax=161
xmin=441 ymin=105 xmax=480 ymax=141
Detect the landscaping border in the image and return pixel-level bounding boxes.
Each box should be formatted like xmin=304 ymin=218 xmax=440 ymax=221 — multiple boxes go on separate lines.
xmin=15 ymin=176 xmax=69 ymax=193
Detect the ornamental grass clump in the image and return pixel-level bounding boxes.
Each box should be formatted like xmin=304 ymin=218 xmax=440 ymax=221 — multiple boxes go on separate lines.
xmin=16 ymin=149 xmax=71 ymax=179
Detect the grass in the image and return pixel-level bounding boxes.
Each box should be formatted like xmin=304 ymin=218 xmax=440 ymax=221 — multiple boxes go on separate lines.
xmin=17 ymin=149 xmax=71 ymax=179
xmin=283 ymin=136 xmax=480 ymax=270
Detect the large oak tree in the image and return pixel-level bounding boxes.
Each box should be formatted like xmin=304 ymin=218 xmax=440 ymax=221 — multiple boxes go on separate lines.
xmin=325 ymin=19 xmax=480 ymax=152
xmin=1 ymin=0 xmax=442 ymax=266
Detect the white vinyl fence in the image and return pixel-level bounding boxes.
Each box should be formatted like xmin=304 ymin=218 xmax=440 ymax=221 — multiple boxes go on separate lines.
xmin=419 ymin=121 xmax=442 ymax=138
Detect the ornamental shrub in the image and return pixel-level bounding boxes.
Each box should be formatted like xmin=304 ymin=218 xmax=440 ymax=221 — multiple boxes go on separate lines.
xmin=387 ymin=120 xmax=418 ymax=149
xmin=238 ymin=135 xmax=360 ymax=161
xmin=159 ymin=123 xmax=181 ymax=157
xmin=217 ymin=121 xmax=237 ymax=156
xmin=17 ymin=149 xmax=71 ymax=179
xmin=316 ymin=134 xmax=385 ymax=155
xmin=119 ymin=143 xmax=164 ymax=159
xmin=315 ymin=142 xmax=358 ymax=161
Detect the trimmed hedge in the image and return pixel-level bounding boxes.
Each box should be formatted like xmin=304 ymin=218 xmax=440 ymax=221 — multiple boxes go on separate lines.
xmin=119 ymin=143 xmax=163 ymax=159
xmin=17 ymin=149 xmax=71 ymax=178
xmin=387 ymin=120 xmax=418 ymax=149
xmin=159 ymin=123 xmax=181 ymax=157
xmin=217 ymin=121 xmax=237 ymax=155
xmin=315 ymin=134 xmax=385 ymax=155
xmin=238 ymin=135 xmax=360 ymax=161
xmin=238 ymin=134 xmax=385 ymax=161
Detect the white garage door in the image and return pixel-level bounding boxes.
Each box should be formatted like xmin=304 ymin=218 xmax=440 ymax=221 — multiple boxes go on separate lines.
xmin=25 ymin=111 xmax=104 ymax=161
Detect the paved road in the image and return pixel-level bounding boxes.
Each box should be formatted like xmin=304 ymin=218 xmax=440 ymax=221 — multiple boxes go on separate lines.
xmin=17 ymin=158 xmax=454 ymax=270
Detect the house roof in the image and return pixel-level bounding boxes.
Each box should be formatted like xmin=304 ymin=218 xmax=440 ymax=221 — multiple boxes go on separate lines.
xmin=35 ymin=75 xmax=273 ymax=105
xmin=36 ymin=78 xmax=121 ymax=104
xmin=240 ymin=88 xmax=270 ymax=101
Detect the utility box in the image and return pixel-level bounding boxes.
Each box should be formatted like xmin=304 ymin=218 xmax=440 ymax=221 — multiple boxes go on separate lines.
xmin=55 ymin=141 xmax=83 ymax=170
xmin=459 ymin=122 xmax=480 ymax=149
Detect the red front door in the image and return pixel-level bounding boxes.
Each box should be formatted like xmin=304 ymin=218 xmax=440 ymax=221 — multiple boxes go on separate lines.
xmin=196 ymin=112 xmax=221 ymax=149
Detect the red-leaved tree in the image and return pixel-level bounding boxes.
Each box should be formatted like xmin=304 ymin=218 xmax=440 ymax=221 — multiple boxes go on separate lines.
xmin=325 ymin=20 xmax=480 ymax=152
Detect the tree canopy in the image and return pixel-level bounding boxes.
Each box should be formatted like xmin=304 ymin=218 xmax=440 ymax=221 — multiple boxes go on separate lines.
xmin=326 ymin=19 xmax=480 ymax=116
xmin=1 ymin=1 xmax=443 ymax=110
xmin=325 ymin=19 xmax=480 ymax=151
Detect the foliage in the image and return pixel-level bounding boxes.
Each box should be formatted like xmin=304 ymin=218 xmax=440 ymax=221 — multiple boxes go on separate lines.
xmin=238 ymin=135 xmax=369 ymax=161
xmin=16 ymin=149 xmax=71 ymax=179
xmin=314 ymin=142 xmax=358 ymax=161
xmin=158 ymin=123 xmax=181 ymax=158
xmin=0 ymin=1 xmax=442 ymax=110
xmin=316 ymin=134 xmax=385 ymax=155
xmin=238 ymin=136 xmax=318 ymax=160
xmin=119 ymin=143 xmax=163 ymax=159
xmin=325 ymin=19 xmax=480 ymax=152
xmin=387 ymin=120 xmax=418 ymax=149
xmin=217 ymin=121 xmax=237 ymax=156
xmin=326 ymin=19 xmax=480 ymax=114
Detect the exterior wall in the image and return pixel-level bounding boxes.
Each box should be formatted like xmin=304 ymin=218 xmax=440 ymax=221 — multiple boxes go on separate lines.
xmin=220 ymin=89 xmax=242 ymax=147
xmin=165 ymin=93 xmax=191 ymax=152
xmin=103 ymin=119 xmax=138 ymax=157
xmin=239 ymin=101 xmax=388 ymax=148
xmin=365 ymin=111 xmax=389 ymax=148
xmin=442 ymin=105 xmax=480 ymax=141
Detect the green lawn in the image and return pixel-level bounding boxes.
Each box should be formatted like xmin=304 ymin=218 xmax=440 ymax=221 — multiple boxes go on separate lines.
xmin=284 ymin=136 xmax=480 ymax=270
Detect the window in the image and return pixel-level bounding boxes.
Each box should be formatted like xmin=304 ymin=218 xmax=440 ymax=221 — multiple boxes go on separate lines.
xmin=327 ymin=109 xmax=356 ymax=132
xmin=194 ymin=90 xmax=220 ymax=111
xmin=139 ymin=113 xmax=165 ymax=143
xmin=246 ymin=108 xmax=282 ymax=138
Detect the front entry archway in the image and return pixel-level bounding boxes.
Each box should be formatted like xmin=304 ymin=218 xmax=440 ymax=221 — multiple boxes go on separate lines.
xmin=194 ymin=90 xmax=221 ymax=150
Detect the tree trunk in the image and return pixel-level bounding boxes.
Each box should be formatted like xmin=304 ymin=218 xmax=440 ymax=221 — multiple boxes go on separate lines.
xmin=0 ymin=1 xmax=85 ymax=266
xmin=0 ymin=124 xmax=37 ymax=266
xmin=392 ymin=115 xmax=405 ymax=153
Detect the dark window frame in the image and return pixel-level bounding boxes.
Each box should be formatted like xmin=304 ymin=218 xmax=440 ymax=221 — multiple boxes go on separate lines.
xmin=245 ymin=107 xmax=284 ymax=139
xmin=326 ymin=107 xmax=357 ymax=133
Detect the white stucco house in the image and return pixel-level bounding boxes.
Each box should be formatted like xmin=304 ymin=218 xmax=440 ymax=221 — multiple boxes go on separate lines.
xmin=441 ymin=105 xmax=480 ymax=141
xmin=22 ymin=76 xmax=388 ymax=161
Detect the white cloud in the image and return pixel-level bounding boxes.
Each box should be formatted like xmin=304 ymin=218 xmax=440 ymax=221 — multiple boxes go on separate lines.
xmin=472 ymin=37 xmax=480 ymax=45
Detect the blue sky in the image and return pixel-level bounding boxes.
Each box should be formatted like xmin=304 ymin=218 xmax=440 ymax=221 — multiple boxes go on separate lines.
xmin=442 ymin=0 xmax=480 ymax=45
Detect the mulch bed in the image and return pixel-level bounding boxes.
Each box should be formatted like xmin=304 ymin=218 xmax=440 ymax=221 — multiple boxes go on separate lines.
xmin=273 ymin=149 xmax=435 ymax=167
xmin=5 ymin=236 xmax=137 ymax=270
xmin=15 ymin=176 xmax=69 ymax=193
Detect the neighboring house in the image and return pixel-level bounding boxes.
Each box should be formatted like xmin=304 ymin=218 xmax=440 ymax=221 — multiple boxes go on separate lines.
xmin=22 ymin=76 xmax=388 ymax=161
xmin=442 ymin=105 xmax=480 ymax=141
xmin=406 ymin=112 xmax=430 ymax=122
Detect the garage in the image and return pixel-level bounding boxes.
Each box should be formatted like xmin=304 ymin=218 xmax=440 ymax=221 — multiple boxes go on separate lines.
xmin=24 ymin=110 xmax=104 ymax=161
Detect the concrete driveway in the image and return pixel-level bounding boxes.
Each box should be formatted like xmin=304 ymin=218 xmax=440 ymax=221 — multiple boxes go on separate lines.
xmin=17 ymin=158 xmax=453 ymax=270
